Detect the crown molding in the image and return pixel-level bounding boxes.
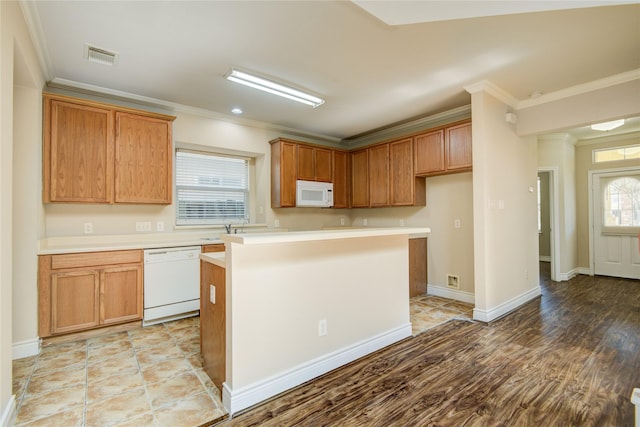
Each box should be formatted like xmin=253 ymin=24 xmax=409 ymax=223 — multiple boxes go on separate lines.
xmin=517 ymin=68 xmax=640 ymax=110
xmin=19 ymin=0 xmax=54 ymax=80
xmin=47 ymin=78 xmax=343 ymax=144
xmin=344 ymin=105 xmax=471 ymax=148
xmin=464 ymin=80 xmax=519 ymax=108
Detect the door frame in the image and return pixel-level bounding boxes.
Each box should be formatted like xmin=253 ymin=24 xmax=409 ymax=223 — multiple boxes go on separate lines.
xmin=538 ymin=167 xmax=560 ymax=282
xmin=588 ymin=165 xmax=640 ymax=275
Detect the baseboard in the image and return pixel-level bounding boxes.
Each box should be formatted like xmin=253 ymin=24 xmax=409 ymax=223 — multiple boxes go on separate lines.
xmin=426 ymin=284 xmax=475 ymax=304
xmin=13 ymin=338 xmax=40 ymax=360
xmin=577 ymin=267 xmax=591 ymax=276
xmin=473 ymin=285 xmax=541 ymax=322
xmin=559 ymin=268 xmax=579 ymax=281
xmin=1 ymin=395 xmax=16 ymax=427
xmin=539 ymin=256 xmax=551 ymax=262
xmin=222 ymin=323 xmax=412 ymax=415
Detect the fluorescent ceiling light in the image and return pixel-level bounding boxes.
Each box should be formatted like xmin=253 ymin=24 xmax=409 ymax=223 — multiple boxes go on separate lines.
xmin=226 ymin=69 xmax=324 ymax=108
xmin=591 ymin=119 xmax=625 ymax=131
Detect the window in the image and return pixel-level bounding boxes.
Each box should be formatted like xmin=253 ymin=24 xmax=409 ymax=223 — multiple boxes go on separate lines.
xmin=602 ymin=177 xmax=640 ymax=227
xmin=593 ymin=144 xmax=640 ymax=163
xmin=175 ymin=150 xmax=249 ymax=225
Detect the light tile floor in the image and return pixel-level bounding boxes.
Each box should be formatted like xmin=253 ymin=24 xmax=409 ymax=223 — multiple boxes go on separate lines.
xmin=410 ymin=294 xmax=474 ymax=335
xmin=12 ymin=295 xmax=473 ymax=427
xmin=12 ymin=316 xmax=225 ymax=427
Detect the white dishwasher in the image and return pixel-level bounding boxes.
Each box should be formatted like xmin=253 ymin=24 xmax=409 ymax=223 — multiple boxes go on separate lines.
xmin=143 ymin=246 xmax=201 ymax=326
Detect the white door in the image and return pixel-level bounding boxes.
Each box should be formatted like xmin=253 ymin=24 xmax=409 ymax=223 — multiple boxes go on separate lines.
xmin=593 ymin=171 xmax=640 ymax=279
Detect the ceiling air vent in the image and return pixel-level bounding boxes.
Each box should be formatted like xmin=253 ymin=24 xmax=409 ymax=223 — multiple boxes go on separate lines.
xmin=85 ymin=44 xmax=118 ymax=66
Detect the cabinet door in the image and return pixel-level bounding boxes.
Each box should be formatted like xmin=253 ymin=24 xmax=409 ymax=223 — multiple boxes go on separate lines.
xmin=332 ymin=151 xmax=350 ymax=209
xmin=350 ymin=149 xmax=369 ymax=208
xmin=446 ymin=122 xmax=472 ymax=171
xmin=297 ymin=145 xmax=315 ymax=181
xmin=390 ymin=138 xmax=416 ymax=206
xmin=51 ymin=270 xmax=100 ymax=334
xmin=200 ymin=261 xmax=226 ymax=392
xmin=409 ymin=238 xmax=427 ymax=297
xmin=45 ymin=99 xmax=114 ymax=203
xmin=271 ymin=140 xmax=297 ymax=207
xmin=115 ymin=113 xmax=172 ymax=204
xmin=100 ymin=265 xmax=143 ymax=325
xmin=202 ymin=244 xmax=225 ymax=253
xmin=368 ymin=144 xmax=389 ymax=207
xmin=414 ymin=129 xmax=445 ymax=176
xmin=297 ymin=146 xmax=332 ymax=182
xmin=315 ymin=148 xmax=333 ymax=182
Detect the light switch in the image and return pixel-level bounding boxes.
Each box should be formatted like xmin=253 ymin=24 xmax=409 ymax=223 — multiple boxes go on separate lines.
xmin=209 ymin=285 xmax=215 ymax=304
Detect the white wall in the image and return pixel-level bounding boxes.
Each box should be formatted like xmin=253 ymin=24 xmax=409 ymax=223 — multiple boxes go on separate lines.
xmin=469 ymin=87 xmax=541 ymax=321
xmin=1 ymin=1 xmax=46 ymax=424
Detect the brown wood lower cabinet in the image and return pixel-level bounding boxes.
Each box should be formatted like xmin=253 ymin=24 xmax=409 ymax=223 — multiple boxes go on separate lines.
xmin=200 ymin=260 xmax=226 ymax=392
xmin=38 ymin=250 xmax=143 ymax=337
xmin=409 ymin=237 xmax=428 ymax=297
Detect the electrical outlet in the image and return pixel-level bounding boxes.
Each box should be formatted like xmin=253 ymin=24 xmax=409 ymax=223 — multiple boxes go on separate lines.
xmin=135 ymin=222 xmax=143 ymax=232
xmin=454 ymin=219 xmax=461 ymax=229
xmin=363 ymin=219 xmax=368 ymax=226
xmin=209 ymin=285 xmax=216 ymax=304
xmin=340 ymin=218 xmax=345 ymax=226
xmin=156 ymin=221 xmax=164 ymax=232
xmin=399 ymin=219 xmax=404 ymax=227
xmin=83 ymin=223 xmax=93 ymax=234
xmin=143 ymin=222 xmax=152 ymax=231
xmin=318 ymin=319 xmax=327 ymax=336
xmin=275 ymin=219 xmax=280 ymax=228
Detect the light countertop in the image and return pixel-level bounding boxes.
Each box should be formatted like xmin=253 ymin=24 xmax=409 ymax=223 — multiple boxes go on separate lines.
xmin=38 ymin=227 xmax=428 ymax=255
xmin=200 ymin=252 xmax=226 ymax=268
xmin=219 ymin=227 xmax=430 ymax=246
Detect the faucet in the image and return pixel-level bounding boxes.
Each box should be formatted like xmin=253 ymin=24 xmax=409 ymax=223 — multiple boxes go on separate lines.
xmin=224 ymin=224 xmax=232 ymax=234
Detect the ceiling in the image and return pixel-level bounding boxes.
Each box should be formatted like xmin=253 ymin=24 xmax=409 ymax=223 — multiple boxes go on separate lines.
xmin=23 ymin=1 xmax=640 ymax=143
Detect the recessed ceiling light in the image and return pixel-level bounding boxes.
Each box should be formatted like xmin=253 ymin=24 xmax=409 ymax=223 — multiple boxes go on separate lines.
xmin=225 ymin=68 xmax=325 ymax=108
xmin=231 ymin=107 xmax=243 ymax=115
xmin=591 ymin=119 xmax=625 ymax=131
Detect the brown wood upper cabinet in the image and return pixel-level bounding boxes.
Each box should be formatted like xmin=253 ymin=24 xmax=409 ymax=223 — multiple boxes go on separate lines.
xmin=368 ymin=144 xmax=390 ymax=207
xmin=43 ymin=93 xmax=175 ymax=204
xmin=271 ymin=138 xmax=297 ymax=208
xmin=332 ymin=150 xmax=350 ymax=209
xmin=350 ymin=149 xmax=369 ymax=208
xmin=390 ymin=138 xmax=425 ymax=207
xmin=271 ymin=137 xmax=346 ymax=208
xmin=414 ymin=121 xmax=472 ymax=176
xmin=351 ymin=140 xmax=425 ymax=208
xmin=297 ymin=145 xmax=332 ymax=182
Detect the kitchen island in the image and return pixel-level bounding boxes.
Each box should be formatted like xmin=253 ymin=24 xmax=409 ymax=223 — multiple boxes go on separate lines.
xmin=200 ymin=227 xmax=429 ymax=415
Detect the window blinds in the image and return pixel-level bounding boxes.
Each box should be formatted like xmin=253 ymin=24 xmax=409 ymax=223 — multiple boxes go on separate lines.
xmin=175 ymin=150 xmax=249 ymax=225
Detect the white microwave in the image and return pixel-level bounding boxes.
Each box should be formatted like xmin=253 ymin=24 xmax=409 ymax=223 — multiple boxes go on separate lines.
xmin=296 ymin=180 xmax=333 ymax=207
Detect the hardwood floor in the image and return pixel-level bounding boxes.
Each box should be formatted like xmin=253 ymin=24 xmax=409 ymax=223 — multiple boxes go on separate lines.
xmin=214 ymin=264 xmax=640 ymax=426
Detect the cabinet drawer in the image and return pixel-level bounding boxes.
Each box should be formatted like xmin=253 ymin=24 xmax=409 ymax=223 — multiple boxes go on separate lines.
xmin=51 ymin=250 xmax=143 ymax=270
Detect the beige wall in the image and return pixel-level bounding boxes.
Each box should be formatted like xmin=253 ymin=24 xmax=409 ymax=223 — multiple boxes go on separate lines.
xmin=226 ymin=234 xmax=410 ymax=391
xmin=575 ymin=132 xmax=640 ymax=269
xmin=2 ymin=0 xmax=47 ymax=421
xmin=350 ymin=172 xmax=475 ymax=294
xmin=470 ymin=89 xmax=540 ymax=319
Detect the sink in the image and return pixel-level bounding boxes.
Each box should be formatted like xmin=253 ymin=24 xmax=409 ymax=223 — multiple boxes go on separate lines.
xmin=200 ymin=237 xmax=221 ymax=242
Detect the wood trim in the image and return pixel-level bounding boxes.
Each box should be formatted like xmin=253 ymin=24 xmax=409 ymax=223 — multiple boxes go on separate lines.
xmin=51 ymin=250 xmax=143 ymax=270
xmin=38 ymin=256 xmax=52 ymax=338
xmin=43 ymin=93 xmax=176 ymax=122
xmin=202 ymin=244 xmax=225 ymax=253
